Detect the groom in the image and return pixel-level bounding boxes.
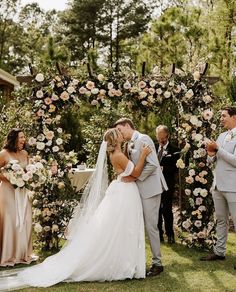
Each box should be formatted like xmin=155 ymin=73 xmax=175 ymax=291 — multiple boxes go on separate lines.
xmin=114 ymin=118 xmax=168 ymax=276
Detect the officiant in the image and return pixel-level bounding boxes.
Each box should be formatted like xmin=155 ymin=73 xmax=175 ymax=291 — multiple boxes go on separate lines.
xmin=155 ymin=125 xmax=180 ymax=244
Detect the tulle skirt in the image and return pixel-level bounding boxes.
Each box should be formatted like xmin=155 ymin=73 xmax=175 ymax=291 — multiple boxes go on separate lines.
xmin=0 ymin=180 xmax=145 ymax=290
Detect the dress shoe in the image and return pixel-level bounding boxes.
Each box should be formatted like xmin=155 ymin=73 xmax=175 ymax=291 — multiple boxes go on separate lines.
xmin=146 ymin=265 xmax=164 ymax=277
xmin=200 ymin=253 xmax=225 ymax=261
xmin=167 ymin=236 xmax=175 ymax=244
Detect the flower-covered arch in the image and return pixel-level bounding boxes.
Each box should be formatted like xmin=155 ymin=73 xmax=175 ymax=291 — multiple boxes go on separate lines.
xmin=16 ymin=67 xmax=217 ymax=251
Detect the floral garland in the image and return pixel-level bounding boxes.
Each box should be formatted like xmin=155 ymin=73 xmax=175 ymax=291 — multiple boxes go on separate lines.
xmin=20 ymin=68 xmax=217 ymax=251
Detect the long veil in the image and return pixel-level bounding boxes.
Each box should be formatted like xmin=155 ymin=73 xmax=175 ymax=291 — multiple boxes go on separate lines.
xmin=66 ymin=140 xmax=108 ymax=239
xmin=0 ymin=141 xmax=108 ymax=291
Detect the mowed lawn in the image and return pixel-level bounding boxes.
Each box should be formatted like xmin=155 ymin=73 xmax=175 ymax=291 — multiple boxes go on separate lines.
xmin=1 ymin=233 xmax=236 ymax=292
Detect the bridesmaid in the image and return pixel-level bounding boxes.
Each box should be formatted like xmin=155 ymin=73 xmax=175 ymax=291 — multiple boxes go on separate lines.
xmin=0 ymin=128 xmax=34 ymax=267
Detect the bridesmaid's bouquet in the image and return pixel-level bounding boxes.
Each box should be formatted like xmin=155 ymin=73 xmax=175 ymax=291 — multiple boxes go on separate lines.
xmin=2 ymin=159 xmax=48 ymax=190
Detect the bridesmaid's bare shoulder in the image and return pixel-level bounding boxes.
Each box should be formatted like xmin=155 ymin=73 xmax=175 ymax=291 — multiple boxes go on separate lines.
xmin=0 ymin=149 xmax=9 ymax=165
xmin=0 ymin=149 xmax=9 ymax=157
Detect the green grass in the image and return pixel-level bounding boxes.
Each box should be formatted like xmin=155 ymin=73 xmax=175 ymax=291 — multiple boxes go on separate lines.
xmin=2 ymin=233 xmax=236 ymax=291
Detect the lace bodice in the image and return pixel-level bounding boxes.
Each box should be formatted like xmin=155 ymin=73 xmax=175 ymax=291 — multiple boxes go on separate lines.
xmin=117 ymin=160 xmax=134 ymax=180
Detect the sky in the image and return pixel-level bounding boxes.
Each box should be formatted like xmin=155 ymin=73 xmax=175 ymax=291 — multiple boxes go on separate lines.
xmin=21 ymin=0 xmax=68 ymax=11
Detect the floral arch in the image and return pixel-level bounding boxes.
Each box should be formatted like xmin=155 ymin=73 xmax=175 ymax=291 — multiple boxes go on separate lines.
xmin=13 ymin=66 xmax=217 ymax=251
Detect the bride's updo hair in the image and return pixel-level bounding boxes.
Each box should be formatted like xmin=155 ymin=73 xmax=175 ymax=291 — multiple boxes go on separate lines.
xmin=103 ymin=128 xmax=120 ymax=153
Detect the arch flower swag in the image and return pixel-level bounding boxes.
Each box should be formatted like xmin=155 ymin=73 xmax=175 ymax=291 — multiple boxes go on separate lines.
xmin=18 ymin=68 xmax=216 ymax=251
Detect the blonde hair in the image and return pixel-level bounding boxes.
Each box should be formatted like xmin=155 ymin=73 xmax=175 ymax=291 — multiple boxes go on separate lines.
xmin=103 ymin=128 xmax=120 ymax=153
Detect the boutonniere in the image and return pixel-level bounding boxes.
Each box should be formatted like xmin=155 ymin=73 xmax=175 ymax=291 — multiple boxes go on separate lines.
xmin=162 ymin=150 xmax=168 ymax=157
xmin=225 ymin=131 xmax=236 ymax=142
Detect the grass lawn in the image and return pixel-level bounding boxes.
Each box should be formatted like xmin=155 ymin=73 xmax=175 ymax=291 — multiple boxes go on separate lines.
xmin=1 ymin=233 xmax=236 ymax=292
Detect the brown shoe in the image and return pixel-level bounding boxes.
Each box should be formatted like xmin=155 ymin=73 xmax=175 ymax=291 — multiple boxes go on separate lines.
xmin=200 ymin=253 xmax=225 ymax=261
xmin=146 ymin=265 xmax=164 ymax=277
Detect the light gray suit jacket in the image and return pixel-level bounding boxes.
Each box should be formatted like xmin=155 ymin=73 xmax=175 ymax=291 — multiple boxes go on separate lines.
xmin=129 ymin=131 xmax=168 ymax=199
xmin=209 ymin=131 xmax=236 ymax=192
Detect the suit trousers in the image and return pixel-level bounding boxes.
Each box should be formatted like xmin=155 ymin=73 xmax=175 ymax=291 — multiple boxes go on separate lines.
xmin=213 ymin=189 xmax=236 ymax=256
xmin=158 ymin=189 xmax=174 ymax=238
xmin=141 ymin=194 xmax=162 ymax=266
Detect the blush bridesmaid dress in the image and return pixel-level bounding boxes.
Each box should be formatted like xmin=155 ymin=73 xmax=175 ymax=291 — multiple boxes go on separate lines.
xmin=0 ymin=154 xmax=33 ymax=267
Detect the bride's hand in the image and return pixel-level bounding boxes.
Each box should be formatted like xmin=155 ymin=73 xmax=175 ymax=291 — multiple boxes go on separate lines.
xmin=141 ymin=144 xmax=152 ymax=156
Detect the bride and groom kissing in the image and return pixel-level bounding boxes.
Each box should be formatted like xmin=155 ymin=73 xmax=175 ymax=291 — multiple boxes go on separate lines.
xmin=0 ymin=117 xmax=167 ymax=290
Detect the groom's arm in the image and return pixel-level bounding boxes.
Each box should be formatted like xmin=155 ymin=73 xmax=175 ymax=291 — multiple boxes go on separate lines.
xmin=137 ymin=136 xmax=159 ymax=182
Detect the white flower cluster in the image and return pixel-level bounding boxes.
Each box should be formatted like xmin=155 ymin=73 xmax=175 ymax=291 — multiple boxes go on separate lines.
xmin=2 ymin=159 xmax=47 ymax=190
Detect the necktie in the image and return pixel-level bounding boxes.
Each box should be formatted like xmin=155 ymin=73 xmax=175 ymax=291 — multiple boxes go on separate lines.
xmin=158 ymin=146 xmax=164 ymax=162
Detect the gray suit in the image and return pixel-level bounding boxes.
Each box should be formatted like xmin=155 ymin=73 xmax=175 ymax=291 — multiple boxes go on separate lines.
xmin=129 ymin=131 xmax=168 ymax=265
xmin=208 ymin=131 xmax=236 ymax=256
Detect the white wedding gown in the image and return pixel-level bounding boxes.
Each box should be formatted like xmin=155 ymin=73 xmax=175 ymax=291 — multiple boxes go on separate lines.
xmin=0 ymin=160 xmax=145 ymax=290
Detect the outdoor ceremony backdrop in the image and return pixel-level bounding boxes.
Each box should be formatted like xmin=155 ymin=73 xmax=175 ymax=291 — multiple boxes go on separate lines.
xmin=1 ymin=0 xmax=236 ymax=252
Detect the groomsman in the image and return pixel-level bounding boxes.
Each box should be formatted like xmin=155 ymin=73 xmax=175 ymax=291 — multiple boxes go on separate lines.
xmin=155 ymin=125 xmax=179 ymax=244
xmin=201 ymin=106 xmax=236 ymax=267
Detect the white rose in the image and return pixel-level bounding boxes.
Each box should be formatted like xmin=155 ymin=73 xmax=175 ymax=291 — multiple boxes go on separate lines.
xmin=36 ymin=142 xmax=45 ymax=150
xmin=194 ymin=133 xmax=203 ymax=141
xmin=28 ymin=137 xmax=37 ymax=146
xmin=211 ymin=124 xmax=217 ymax=130
xmin=97 ymin=74 xmax=105 ymax=81
xmin=16 ymin=179 xmax=25 ymax=188
xmin=203 ymin=95 xmax=212 ymax=104
xmin=189 ymin=169 xmax=195 ymax=176
xmin=34 ymin=223 xmax=43 ymax=233
xmin=79 ymin=86 xmax=87 ymax=94
xmin=46 ymin=140 xmax=52 ymax=146
xmin=57 ymin=128 xmax=63 ymax=133
xmin=36 ymin=90 xmax=44 ymax=98
xmin=148 ymin=88 xmax=155 ymax=95
xmin=56 ymin=138 xmax=63 ymax=145
xmin=123 ymin=81 xmax=131 ymax=89
xmin=139 ymin=91 xmax=147 ymax=99
xmin=150 ymin=80 xmax=157 ymax=87
xmin=200 ymin=189 xmax=208 ymax=197
xmin=12 ymin=163 xmax=21 ymax=171
xmin=164 ymin=91 xmax=171 ymax=98
xmin=185 ymin=189 xmax=191 ymax=196
xmin=22 ymin=173 xmax=30 ymax=181
xmin=35 ymin=162 xmax=44 ymax=169
xmin=91 ymin=100 xmax=98 ymax=106
xmin=190 ymin=115 xmax=199 ymax=126
xmin=52 ymin=146 xmax=59 ymax=152
xmin=67 ymin=86 xmax=75 ymax=94
xmin=35 ymin=73 xmax=44 ymax=82
xmin=26 ymin=163 xmax=36 ymax=172
xmin=91 ymin=88 xmax=99 ymax=95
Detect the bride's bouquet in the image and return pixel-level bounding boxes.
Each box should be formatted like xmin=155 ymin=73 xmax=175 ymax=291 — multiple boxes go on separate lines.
xmin=2 ymin=159 xmax=48 ymax=190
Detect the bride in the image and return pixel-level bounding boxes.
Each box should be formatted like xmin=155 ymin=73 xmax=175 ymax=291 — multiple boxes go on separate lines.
xmin=0 ymin=128 xmax=151 ymax=290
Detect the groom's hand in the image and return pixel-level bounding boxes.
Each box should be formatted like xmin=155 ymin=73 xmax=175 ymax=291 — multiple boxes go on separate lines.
xmin=122 ymin=175 xmax=136 ymax=183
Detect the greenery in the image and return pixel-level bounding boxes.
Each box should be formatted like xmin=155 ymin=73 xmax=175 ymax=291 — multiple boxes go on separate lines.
xmin=2 ymin=234 xmax=236 ymax=291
